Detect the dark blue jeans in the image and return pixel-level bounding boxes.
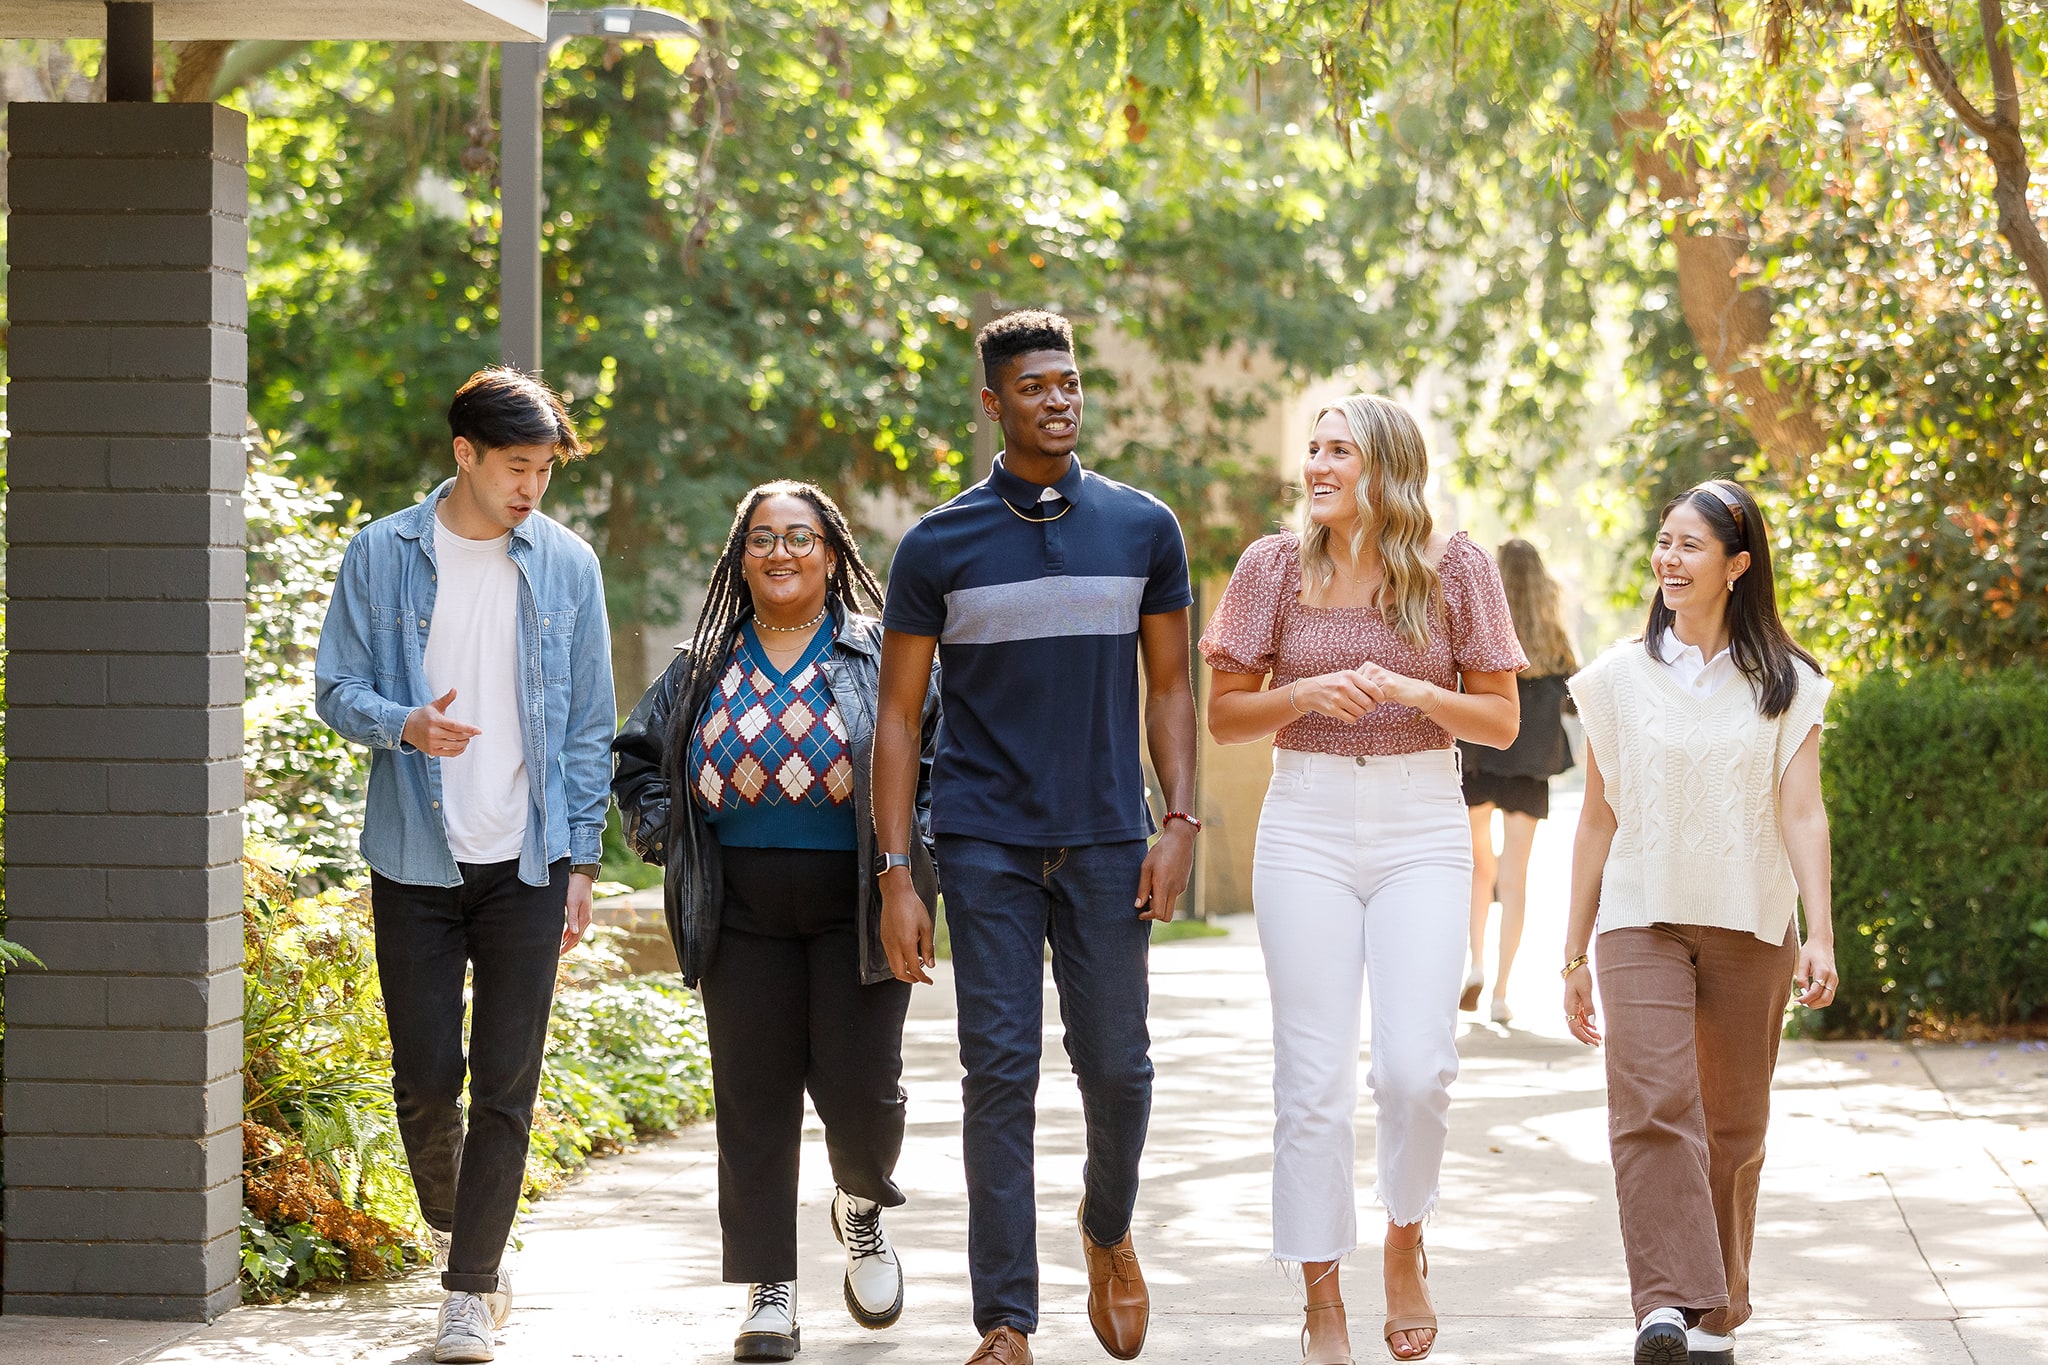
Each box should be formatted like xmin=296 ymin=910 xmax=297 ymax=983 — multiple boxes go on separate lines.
xmin=937 ymin=835 xmax=1154 ymax=1337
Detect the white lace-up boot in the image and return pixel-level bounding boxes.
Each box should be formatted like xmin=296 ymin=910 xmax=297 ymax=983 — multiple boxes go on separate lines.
xmin=1633 ymin=1307 xmax=1689 ymax=1365
xmin=1686 ymin=1323 xmax=1736 ymax=1365
xmin=735 ymin=1280 xmax=799 ymax=1362
xmin=433 ymin=1291 xmax=497 ymax=1363
xmin=831 ymin=1187 xmax=904 ymax=1328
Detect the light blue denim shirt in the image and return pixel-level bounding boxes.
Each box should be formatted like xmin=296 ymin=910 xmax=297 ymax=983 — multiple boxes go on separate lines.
xmin=314 ymin=480 xmax=616 ymax=888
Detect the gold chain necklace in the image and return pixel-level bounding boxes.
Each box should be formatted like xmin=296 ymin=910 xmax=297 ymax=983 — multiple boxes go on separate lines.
xmin=1003 ymin=496 xmax=1072 ymax=523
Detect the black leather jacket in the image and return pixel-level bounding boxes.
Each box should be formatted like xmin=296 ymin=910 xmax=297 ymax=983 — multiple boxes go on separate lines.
xmin=610 ymin=607 xmax=941 ymax=987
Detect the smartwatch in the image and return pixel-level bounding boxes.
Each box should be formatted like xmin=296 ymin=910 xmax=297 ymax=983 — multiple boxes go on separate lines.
xmin=874 ymin=851 xmax=913 ymax=878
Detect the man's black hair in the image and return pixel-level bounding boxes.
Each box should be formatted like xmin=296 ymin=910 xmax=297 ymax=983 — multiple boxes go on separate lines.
xmin=976 ymin=309 xmax=1075 ymax=387
xmin=447 ymin=366 xmax=585 ymax=460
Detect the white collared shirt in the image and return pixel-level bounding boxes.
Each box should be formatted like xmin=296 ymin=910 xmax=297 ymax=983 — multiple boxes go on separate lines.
xmin=1657 ymin=628 xmax=1741 ymax=699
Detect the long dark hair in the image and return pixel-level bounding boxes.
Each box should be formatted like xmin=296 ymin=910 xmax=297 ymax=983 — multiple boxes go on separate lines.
xmin=1642 ymin=479 xmax=1818 ymax=719
xmin=665 ymin=480 xmax=884 ymax=768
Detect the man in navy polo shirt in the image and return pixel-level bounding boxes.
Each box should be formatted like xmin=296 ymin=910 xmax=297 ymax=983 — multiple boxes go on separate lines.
xmin=871 ymin=309 xmax=1200 ymax=1365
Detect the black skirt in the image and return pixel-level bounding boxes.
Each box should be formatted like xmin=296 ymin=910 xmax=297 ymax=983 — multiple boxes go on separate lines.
xmin=1461 ymin=769 xmax=1551 ymax=820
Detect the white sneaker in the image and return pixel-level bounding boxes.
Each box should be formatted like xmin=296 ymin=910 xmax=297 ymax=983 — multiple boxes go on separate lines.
xmin=434 ymin=1291 xmax=497 ymax=1363
xmin=735 ymin=1280 xmax=799 ymax=1362
xmin=1687 ymin=1324 xmax=1735 ymax=1364
xmin=1634 ymin=1307 xmax=1688 ymax=1365
xmin=1490 ymin=997 xmax=1515 ymax=1026
xmin=831 ymin=1188 xmax=904 ymax=1328
xmin=483 ymin=1267 xmax=514 ymax=1328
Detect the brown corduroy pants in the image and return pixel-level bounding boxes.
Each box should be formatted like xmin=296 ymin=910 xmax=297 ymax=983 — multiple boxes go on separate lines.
xmin=1597 ymin=922 xmax=1798 ymax=1334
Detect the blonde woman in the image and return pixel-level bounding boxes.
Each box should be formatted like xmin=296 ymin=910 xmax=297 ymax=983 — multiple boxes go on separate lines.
xmin=1457 ymin=539 xmax=1579 ymax=1025
xmin=1201 ymin=396 xmax=1525 ymax=1364
xmin=1563 ymin=480 xmax=1834 ymax=1365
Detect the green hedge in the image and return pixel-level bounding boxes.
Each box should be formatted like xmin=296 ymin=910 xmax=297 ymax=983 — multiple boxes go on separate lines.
xmin=1822 ymin=665 xmax=2048 ymax=1037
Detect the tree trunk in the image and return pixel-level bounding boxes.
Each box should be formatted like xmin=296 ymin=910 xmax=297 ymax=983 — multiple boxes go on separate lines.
xmin=169 ymin=41 xmax=232 ymax=102
xmin=602 ymin=472 xmax=653 ymax=717
xmin=1614 ymin=108 xmax=1830 ymax=473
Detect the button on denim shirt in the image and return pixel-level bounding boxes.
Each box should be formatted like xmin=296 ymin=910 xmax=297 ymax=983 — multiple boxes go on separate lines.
xmin=314 ymin=481 xmax=616 ymax=888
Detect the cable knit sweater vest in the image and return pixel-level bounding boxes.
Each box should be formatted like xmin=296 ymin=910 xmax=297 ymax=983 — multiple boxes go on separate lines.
xmin=1568 ymin=643 xmax=1831 ymax=946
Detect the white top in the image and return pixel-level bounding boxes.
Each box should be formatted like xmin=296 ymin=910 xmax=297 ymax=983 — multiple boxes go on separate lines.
xmin=423 ymin=514 xmax=530 ymax=863
xmin=1569 ymin=642 xmax=1830 ymax=946
xmin=1657 ymin=628 xmax=1740 ymax=698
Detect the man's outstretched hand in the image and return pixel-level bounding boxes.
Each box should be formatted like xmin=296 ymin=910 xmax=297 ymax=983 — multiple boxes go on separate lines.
xmin=403 ymin=688 xmax=482 ymax=757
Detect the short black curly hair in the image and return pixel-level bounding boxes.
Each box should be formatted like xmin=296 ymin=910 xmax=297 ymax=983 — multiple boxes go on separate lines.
xmin=976 ymin=308 xmax=1075 ymax=386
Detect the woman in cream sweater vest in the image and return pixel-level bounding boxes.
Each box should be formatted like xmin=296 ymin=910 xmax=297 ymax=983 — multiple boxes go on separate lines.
xmin=1561 ymin=480 xmax=1835 ymax=1365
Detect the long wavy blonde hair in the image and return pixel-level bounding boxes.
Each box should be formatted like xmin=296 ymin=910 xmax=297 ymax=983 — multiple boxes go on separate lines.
xmin=1497 ymin=539 xmax=1577 ymax=676
xmin=1298 ymin=394 xmax=1440 ymax=652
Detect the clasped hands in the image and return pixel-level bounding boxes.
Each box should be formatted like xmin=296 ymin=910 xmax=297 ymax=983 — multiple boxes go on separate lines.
xmin=1291 ymin=663 xmax=1427 ymax=723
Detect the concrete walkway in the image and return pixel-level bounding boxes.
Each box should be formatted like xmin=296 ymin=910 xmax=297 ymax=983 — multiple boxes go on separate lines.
xmin=9 ymin=794 xmax=2047 ymax=1363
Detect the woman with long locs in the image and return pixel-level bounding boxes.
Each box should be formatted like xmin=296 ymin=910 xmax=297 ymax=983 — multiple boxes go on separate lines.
xmin=1563 ymin=480 xmax=1836 ymax=1365
xmin=611 ymin=481 xmax=941 ymax=1363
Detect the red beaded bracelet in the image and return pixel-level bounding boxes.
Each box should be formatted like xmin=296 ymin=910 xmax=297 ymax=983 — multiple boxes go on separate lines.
xmin=1164 ymin=812 xmax=1202 ymax=832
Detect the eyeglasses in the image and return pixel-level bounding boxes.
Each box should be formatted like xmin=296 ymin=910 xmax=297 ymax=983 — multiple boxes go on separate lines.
xmin=744 ymin=528 xmax=819 ymax=558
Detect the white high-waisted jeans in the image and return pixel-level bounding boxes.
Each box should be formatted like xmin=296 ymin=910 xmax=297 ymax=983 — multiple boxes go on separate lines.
xmin=1254 ymin=747 xmax=1472 ymax=1261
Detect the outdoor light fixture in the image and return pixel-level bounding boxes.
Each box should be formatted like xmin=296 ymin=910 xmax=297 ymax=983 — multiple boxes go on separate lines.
xmin=500 ymin=6 xmax=701 ymax=373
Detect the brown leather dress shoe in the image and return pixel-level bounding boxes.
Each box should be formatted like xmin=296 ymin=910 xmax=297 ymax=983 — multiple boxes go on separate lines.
xmin=964 ymin=1325 xmax=1033 ymax=1364
xmin=1078 ymin=1204 xmax=1149 ymax=1359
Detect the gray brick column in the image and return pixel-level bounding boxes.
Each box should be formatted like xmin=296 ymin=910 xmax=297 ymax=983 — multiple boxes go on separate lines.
xmin=3 ymin=102 xmax=248 ymax=1321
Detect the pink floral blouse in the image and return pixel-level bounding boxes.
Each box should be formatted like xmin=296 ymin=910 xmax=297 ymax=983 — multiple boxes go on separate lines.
xmin=1199 ymin=530 xmax=1527 ymax=756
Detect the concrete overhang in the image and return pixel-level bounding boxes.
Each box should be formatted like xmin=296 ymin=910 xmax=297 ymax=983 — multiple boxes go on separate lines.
xmin=0 ymin=0 xmax=548 ymax=41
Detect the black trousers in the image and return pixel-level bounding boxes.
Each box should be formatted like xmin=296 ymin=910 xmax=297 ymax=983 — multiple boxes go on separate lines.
xmin=700 ymin=845 xmax=912 ymax=1283
xmin=370 ymin=858 xmax=567 ymax=1294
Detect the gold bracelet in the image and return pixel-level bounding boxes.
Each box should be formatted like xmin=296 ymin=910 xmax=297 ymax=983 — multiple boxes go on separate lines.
xmin=1561 ymin=954 xmax=1589 ymax=980
xmin=1288 ymin=679 xmax=1308 ymax=716
xmin=1421 ymin=685 xmax=1441 ymax=716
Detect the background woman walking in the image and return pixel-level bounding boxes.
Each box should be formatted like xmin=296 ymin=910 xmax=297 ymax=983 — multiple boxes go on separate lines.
xmin=1457 ymin=539 xmax=1578 ymax=1026
xmin=1561 ymin=480 xmax=1836 ymax=1365
xmin=1201 ymin=395 xmax=1524 ymax=1364
xmin=612 ymin=481 xmax=940 ymax=1363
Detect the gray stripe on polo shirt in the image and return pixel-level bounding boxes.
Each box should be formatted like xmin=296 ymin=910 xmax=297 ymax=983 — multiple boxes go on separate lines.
xmin=941 ymin=575 xmax=1147 ymax=645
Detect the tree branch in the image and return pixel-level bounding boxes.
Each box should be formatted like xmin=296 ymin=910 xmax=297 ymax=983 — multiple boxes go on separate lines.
xmin=1896 ymin=0 xmax=2048 ymax=306
xmin=1979 ymin=0 xmax=2020 ymax=131
xmin=1895 ymin=0 xmax=1998 ymax=142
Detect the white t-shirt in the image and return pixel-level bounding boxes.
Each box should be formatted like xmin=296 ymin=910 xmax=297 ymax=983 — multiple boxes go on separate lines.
xmin=423 ymin=514 xmax=530 ymax=863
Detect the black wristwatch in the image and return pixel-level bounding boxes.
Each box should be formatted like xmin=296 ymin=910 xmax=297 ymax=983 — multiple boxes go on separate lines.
xmin=874 ymin=852 xmax=912 ymax=878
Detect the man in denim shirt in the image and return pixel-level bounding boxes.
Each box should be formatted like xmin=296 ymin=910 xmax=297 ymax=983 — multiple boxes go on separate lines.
xmin=315 ymin=368 xmax=614 ymax=1364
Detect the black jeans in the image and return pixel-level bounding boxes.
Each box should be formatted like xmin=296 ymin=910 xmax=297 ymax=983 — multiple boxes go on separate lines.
xmin=370 ymin=858 xmax=567 ymax=1294
xmin=700 ymin=844 xmax=912 ymax=1283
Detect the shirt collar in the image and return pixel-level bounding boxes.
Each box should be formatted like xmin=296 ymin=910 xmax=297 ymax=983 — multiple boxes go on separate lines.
xmin=1658 ymin=628 xmax=1731 ymax=670
xmin=988 ymin=454 xmax=1086 ymax=508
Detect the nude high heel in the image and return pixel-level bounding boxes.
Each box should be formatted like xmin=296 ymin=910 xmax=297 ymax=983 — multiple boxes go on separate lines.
xmin=1381 ymin=1241 xmax=1437 ymax=1361
xmin=1302 ymin=1300 xmax=1355 ymax=1365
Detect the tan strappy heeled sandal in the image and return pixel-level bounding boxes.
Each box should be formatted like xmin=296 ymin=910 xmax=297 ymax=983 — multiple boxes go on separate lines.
xmin=1381 ymin=1241 xmax=1437 ymax=1361
xmin=1301 ymin=1299 xmax=1355 ymax=1365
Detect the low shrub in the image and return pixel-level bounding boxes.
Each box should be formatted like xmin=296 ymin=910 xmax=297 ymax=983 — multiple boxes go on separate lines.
xmin=1821 ymin=665 xmax=2048 ymax=1037
xmin=240 ymin=857 xmax=715 ymax=1300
